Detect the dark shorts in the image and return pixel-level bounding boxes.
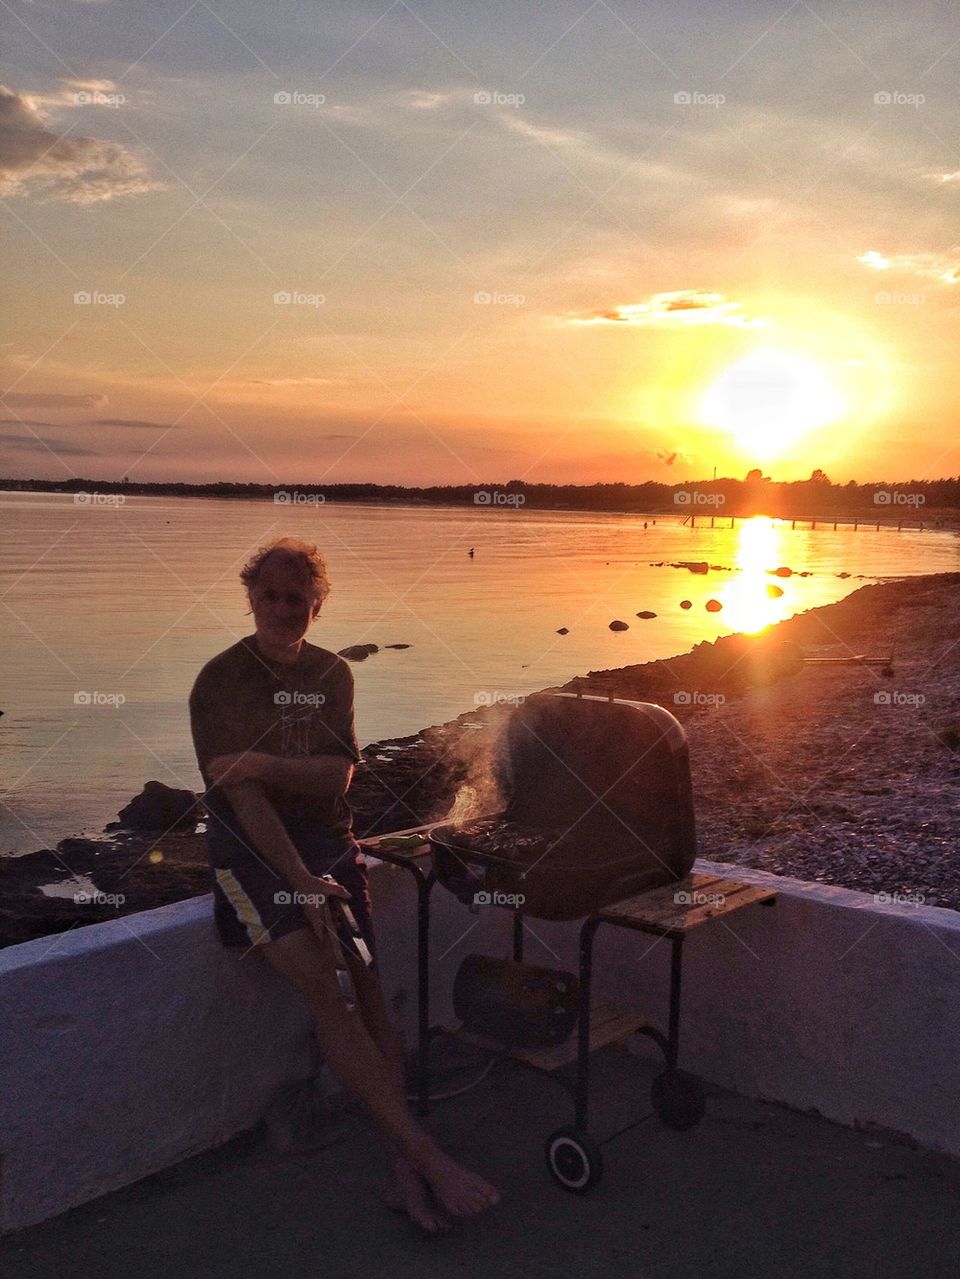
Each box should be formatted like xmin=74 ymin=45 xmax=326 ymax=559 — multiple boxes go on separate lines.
xmin=205 ymin=795 xmax=375 ymax=958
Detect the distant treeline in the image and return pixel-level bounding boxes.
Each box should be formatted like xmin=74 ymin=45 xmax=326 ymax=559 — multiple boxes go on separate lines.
xmin=4 ymin=473 xmax=960 ymax=519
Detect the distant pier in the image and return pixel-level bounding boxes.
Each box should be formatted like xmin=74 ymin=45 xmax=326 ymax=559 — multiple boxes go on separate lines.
xmin=681 ymin=514 xmax=926 ymax=531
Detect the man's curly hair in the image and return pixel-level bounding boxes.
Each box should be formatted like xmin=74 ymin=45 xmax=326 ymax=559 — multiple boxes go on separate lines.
xmin=239 ymin=537 xmax=331 ymax=605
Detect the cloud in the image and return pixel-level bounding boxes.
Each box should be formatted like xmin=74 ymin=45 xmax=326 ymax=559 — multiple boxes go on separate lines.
xmin=249 ymin=377 xmax=342 ymax=386
xmin=90 ymin=417 xmax=178 ymax=430
xmin=857 ymin=249 xmax=959 ymax=284
xmin=1 ymin=391 xmax=108 ymax=409
xmin=400 ymin=90 xmax=461 ymax=111
xmin=0 ymin=417 xmax=63 ymax=429
xmin=570 ymin=291 xmax=765 ymax=329
xmin=0 ymin=84 xmax=159 ymax=203
xmin=0 ymin=432 xmax=99 ymax=456
xmin=504 ymin=116 xmax=582 ymax=148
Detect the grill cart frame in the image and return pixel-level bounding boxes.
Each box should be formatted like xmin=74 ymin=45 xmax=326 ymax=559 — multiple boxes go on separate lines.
xmin=360 ymin=827 xmax=777 ymax=1189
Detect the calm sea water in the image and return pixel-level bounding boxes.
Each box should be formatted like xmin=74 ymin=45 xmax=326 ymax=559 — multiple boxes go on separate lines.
xmin=1 ymin=491 xmax=957 ymax=855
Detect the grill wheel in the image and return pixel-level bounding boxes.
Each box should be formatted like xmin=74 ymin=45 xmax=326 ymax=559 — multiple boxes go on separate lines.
xmin=544 ymin=1126 xmax=603 ymax=1193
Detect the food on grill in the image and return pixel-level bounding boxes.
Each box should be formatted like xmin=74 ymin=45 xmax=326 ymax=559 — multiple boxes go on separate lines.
xmin=434 ymin=817 xmax=571 ymax=861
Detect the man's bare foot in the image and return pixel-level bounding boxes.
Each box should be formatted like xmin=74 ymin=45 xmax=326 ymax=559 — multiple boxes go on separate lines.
xmin=414 ymin=1147 xmax=499 ymax=1220
xmin=382 ymin=1160 xmax=454 ymax=1233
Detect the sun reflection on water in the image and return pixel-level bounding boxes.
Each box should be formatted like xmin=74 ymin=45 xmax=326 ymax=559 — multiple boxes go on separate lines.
xmin=722 ymin=516 xmax=793 ymax=634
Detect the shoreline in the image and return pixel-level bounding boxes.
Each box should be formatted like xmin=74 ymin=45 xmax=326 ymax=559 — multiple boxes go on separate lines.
xmin=3 ymin=571 xmax=959 ymax=948
xmin=4 ymin=485 xmax=959 ymax=529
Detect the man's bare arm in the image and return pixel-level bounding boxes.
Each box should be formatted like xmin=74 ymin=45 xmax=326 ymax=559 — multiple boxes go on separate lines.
xmin=219 ymin=780 xmax=349 ymax=898
xmin=208 ymin=752 xmax=353 ymax=798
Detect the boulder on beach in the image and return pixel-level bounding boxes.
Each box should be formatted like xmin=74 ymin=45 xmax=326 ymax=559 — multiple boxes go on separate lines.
xmin=635 ymin=610 xmax=657 ymax=619
xmin=338 ymin=643 xmax=379 ymax=661
xmin=609 ymin=620 xmax=630 ymax=631
xmin=113 ymin=781 xmax=202 ymax=832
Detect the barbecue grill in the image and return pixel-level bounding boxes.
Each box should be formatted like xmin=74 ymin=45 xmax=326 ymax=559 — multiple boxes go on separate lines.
xmin=361 ymin=691 xmax=779 ymax=1195
xmin=430 ymin=692 xmax=698 ymax=920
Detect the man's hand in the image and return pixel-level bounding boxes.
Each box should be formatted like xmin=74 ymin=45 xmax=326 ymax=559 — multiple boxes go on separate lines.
xmin=208 ymin=751 xmax=267 ymax=786
xmin=292 ymin=872 xmax=352 ymax=953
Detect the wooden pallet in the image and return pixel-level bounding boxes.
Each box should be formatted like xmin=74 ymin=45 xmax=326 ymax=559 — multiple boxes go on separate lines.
xmin=600 ymin=872 xmax=777 ymax=938
xmin=449 ymin=1000 xmax=649 ymax=1073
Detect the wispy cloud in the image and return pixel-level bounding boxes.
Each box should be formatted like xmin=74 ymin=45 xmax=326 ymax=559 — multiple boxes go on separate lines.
xmin=857 ymin=249 xmax=959 ymax=283
xmin=248 ymin=377 xmax=343 ymax=387
xmin=1 ymin=391 xmax=108 ymax=409
xmin=570 ymin=290 xmax=765 ymax=329
xmin=0 ymin=432 xmax=99 ymax=456
xmin=89 ymin=417 xmax=178 ymax=430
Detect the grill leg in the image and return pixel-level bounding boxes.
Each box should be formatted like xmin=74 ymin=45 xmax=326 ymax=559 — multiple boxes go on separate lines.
xmin=415 ymin=869 xmax=435 ymax=1116
xmin=513 ymin=911 xmax=524 ymax=963
xmin=574 ymin=916 xmax=602 ymax=1130
xmin=667 ymin=936 xmax=684 ymax=1071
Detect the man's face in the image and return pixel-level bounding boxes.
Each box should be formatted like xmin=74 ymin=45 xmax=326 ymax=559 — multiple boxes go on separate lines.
xmin=248 ymin=555 xmax=321 ymax=649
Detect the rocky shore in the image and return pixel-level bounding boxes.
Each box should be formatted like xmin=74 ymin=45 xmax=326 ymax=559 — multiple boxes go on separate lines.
xmin=4 ymin=571 xmax=959 ymax=948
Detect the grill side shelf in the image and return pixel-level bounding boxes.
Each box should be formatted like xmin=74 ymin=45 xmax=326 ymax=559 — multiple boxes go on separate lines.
xmin=600 ymin=873 xmax=778 ymax=937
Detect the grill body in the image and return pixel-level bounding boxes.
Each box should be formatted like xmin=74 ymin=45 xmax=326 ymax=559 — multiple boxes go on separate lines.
xmin=431 ymin=693 xmax=697 ymax=920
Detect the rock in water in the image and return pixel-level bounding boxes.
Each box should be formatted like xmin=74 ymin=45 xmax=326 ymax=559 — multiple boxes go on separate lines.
xmin=338 ymin=643 xmax=379 ymax=661
xmin=766 ymin=584 xmax=784 ymax=598
xmin=609 ymin=620 xmax=630 ymax=631
xmin=384 ymin=643 xmax=411 ymax=649
xmin=680 ymin=600 xmax=692 ymax=610
xmin=556 ymin=627 xmax=569 ymax=635
xmin=115 ymin=781 xmax=202 ymax=831
xmin=635 ymin=611 xmax=657 ymax=619
xmin=705 ymin=599 xmax=723 ymax=613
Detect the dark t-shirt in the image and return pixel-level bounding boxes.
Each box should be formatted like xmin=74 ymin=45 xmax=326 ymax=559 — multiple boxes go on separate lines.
xmin=189 ymin=635 xmax=362 ymax=866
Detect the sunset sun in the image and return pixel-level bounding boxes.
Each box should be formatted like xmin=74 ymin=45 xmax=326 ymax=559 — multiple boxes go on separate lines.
xmin=700 ymin=350 xmax=845 ymax=460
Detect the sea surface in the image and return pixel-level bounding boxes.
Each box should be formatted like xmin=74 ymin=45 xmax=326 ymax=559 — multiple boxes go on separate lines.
xmin=1 ymin=491 xmax=957 ymax=855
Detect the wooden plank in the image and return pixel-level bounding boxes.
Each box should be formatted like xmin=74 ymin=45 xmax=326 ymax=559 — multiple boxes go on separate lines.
xmin=655 ymin=884 xmax=777 ymax=935
xmin=513 ymin=1005 xmax=648 ymax=1072
xmin=450 ymin=1000 xmax=648 ymax=1073
xmin=601 ymin=877 xmax=776 ymax=935
xmin=600 ymin=873 xmax=736 ymax=926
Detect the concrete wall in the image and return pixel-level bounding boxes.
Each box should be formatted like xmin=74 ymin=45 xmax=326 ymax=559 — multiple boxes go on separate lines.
xmin=0 ymin=862 xmax=500 ymax=1234
xmin=2 ymin=857 xmax=959 ymax=1232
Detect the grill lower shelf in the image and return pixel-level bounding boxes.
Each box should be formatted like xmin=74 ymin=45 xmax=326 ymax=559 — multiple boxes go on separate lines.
xmin=447 ymin=1000 xmax=649 ymax=1072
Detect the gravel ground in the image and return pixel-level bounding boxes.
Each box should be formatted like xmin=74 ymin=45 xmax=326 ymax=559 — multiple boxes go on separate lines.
xmin=580 ymin=573 xmax=960 ymax=909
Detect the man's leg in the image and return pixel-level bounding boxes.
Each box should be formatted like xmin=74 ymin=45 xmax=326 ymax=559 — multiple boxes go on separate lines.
xmin=339 ymin=948 xmax=454 ymax=1229
xmin=257 ymin=925 xmax=499 ymax=1228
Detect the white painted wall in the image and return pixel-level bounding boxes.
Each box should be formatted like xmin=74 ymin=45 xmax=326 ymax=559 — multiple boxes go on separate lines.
xmin=2 ymin=857 xmax=958 ymax=1232
xmin=520 ymin=859 xmax=960 ymax=1156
